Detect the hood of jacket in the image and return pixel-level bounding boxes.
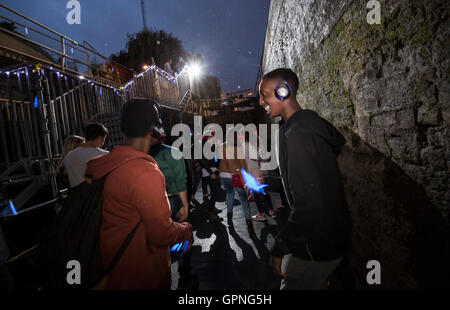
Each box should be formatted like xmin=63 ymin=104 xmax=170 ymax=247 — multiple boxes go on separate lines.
xmin=287 ymin=109 xmax=347 ymax=155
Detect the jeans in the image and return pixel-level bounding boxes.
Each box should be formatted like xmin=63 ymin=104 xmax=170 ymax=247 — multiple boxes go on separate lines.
xmin=220 ymin=177 xmax=251 ymax=220
xmin=280 ymin=254 xmax=343 ymax=290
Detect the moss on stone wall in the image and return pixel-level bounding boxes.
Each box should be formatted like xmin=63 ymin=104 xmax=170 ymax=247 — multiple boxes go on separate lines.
xmin=293 ymin=0 xmax=449 ymax=215
xmin=264 ymin=0 xmax=450 ymax=289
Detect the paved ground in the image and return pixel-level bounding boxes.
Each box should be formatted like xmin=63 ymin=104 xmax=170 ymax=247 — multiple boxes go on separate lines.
xmin=171 ymin=187 xmax=290 ymax=290
xmin=1 ymin=181 xmax=291 ymax=290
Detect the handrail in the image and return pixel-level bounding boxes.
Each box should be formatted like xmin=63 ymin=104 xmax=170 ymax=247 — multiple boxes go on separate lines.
xmin=0 ymin=43 xmax=90 ymax=79
xmin=179 ymin=89 xmax=191 ymax=106
xmin=0 ymin=3 xmax=134 ymax=80
xmin=0 ymin=3 xmax=111 ymax=62
xmin=0 ymin=27 xmax=90 ymax=67
xmin=0 ymin=15 xmax=87 ymax=56
xmin=0 ymin=198 xmax=58 ymax=220
xmin=0 ymin=3 xmax=76 ymax=45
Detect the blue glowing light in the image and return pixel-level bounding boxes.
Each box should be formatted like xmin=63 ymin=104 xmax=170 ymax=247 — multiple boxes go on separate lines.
xmin=170 ymin=242 xmax=182 ymax=252
xmin=9 ymin=200 xmax=17 ymax=215
xmin=214 ymin=155 xmax=218 ymax=163
xmin=24 ymin=26 xmax=28 ymax=35
xmin=240 ymin=169 xmax=269 ymax=194
xmin=1 ymin=200 xmax=17 ymax=216
xmin=182 ymin=241 xmax=189 ymax=252
xmin=34 ymin=96 xmax=38 ymax=108
xmin=170 ymin=240 xmax=189 ymax=254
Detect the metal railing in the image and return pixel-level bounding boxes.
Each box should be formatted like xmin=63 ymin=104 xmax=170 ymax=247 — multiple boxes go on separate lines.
xmin=0 ymin=3 xmax=134 ymax=87
xmin=123 ymin=65 xmax=192 ymax=111
xmin=0 ymin=63 xmax=124 ymax=211
xmin=0 ymin=62 xmax=194 ymax=211
xmin=0 ymin=4 xmax=196 ymax=214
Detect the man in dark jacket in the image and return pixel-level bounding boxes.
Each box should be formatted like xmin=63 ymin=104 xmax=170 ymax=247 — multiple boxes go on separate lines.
xmin=259 ymin=68 xmax=352 ymax=289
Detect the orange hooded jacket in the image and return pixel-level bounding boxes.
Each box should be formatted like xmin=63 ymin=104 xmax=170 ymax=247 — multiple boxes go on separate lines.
xmin=85 ymin=146 xmax=192 ymax=290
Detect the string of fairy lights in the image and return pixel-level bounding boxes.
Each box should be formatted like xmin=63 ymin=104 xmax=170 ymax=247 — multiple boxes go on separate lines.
xmin=123 ymin=64 xmax=178 ymax=90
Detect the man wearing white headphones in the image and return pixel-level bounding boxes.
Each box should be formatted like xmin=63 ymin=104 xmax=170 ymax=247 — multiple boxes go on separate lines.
xmin=259 ymin=68 xmax=352 ymax=290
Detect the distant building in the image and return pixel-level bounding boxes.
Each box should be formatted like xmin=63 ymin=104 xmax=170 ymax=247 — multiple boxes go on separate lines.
xmin=191 ymin=74 xmax=222 ymax=100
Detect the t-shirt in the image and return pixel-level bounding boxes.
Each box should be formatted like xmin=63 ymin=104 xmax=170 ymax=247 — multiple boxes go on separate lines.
xmin=64 ymin=146 xmax=109 ymax=187
xmin=202 ymin=167 xmax=217 ymax=177
xmin=150 ymin=144 xmax=187 ymax=195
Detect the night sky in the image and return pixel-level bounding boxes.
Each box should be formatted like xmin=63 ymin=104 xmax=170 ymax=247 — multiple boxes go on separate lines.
xmin=1 ymin=0 xmax=271 ymax=93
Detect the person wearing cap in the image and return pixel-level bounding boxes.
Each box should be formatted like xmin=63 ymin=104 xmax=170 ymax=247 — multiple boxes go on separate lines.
xmin=85 ymin=98 xmax=193 ymax=290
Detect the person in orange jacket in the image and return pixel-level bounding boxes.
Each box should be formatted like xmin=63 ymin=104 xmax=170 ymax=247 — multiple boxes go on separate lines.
xmin=86 ymin=98 xmax=193 ymax=290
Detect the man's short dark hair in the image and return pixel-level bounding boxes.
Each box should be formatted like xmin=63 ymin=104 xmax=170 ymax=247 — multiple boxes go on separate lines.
xmin=85 ymin=123 xmax=108 ymax=141
xmin=262 ymin=68 xmax=300 ymax=94
xmin=120 ymin=98 xmax=160 ymax=138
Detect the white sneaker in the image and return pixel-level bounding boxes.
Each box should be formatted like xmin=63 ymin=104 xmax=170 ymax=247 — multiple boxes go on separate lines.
xmin=251 ymin=214 xmax=266 ymax=221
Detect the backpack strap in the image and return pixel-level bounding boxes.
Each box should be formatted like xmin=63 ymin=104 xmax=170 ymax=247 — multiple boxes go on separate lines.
xmin=101 ymin=156 xmax=152 ymax=275
xmin=104 ymin=219 xmax=142 ymax=275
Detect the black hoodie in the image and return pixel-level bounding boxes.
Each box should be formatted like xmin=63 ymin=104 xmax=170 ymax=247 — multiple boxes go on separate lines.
xmin=272 ymin=109 xmax=352 ymax=261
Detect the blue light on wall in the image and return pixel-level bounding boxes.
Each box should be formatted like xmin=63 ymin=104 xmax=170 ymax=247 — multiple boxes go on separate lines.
xmin=9 ymin=200 xmax=17 ymax=215
xmin=1 ymin=200 xmax=17 ymax=217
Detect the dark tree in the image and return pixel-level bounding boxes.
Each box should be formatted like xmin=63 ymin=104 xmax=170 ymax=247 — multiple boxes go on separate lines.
xmin=110 ymin=29 xmax=188 ymax=71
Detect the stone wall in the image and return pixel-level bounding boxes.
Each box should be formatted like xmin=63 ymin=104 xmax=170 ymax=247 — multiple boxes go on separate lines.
xmin=262 ymin=0 xmax=450 ymax=288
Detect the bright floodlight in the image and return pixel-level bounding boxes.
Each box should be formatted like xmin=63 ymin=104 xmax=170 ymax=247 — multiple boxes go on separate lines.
xmin=188 ymin=63 xmax=202 ymax=78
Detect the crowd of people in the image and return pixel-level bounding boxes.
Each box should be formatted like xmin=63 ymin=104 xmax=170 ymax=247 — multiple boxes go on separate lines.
xmin=45 ymin=68 xmax=351 ymax=290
